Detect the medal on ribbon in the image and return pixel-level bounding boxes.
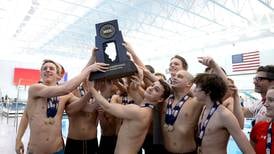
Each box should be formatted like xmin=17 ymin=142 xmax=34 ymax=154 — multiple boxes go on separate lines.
xmin=266 ymin=123 xmax=272 ymax=154
xmin=164 ymin=95 xmax=189 ymax=132
xmin=46 ymin=96 xmax=59 ymax=125
xmin=196 ymin=103 xmax=219 ymax=146
xmin=48 ymin=117 xmax=55 ymax=125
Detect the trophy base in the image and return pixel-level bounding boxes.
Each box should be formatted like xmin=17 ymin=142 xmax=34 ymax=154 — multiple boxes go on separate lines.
xmin=89 ymin=61 xmax=137 ymax=81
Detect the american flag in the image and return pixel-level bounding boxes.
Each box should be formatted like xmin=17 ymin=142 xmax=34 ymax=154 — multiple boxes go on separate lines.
xmin=232 ymin=51 xmax=260 ymax=72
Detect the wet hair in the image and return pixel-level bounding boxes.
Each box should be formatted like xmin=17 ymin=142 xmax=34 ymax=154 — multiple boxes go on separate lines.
xmin=171 ymin=55 xmax=188 ymax=70
xmin=204 ymin=67 xmax=211 ymax=73
xmin=159 ymin=79 xmax=171 ymax=100
xmin=145 ymin=65 xmax=155 ymax=74
xmin=155 ymin=72 xmax=166 ymax=80
xmin=227 ymin=77 xmax=234 ymax=84
xmin=257 ymin=65 xmax=274 ymax=81
xmin=193 ymin=73 xmax=227 ymax=103
xmin=205 ymin=66 xmax=227 ymax=75
xmin=41 ymin=59 xmax=60 ymax=75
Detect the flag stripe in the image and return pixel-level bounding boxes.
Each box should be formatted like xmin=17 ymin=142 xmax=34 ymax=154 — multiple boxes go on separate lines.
xmin=233 ymin=67 xmax=260 ymax=72
xmin=232 ymin=62 xmax=260 ymax=67
xmin=233 ymin=65 xmax=260 ymax=69
xmin=232 ymin=51 xmax=260 ymax=72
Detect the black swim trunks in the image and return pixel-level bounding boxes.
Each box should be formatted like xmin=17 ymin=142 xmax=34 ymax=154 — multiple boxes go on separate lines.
xmin=64 ymin=137 xmax=98 ymax=154
xmin=98 ymin=135 xmax=117 ymax=154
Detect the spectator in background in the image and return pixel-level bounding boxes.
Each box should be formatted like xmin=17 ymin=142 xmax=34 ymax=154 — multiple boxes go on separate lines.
xmin=242 ymin=65 xmax=274 ymax=124
xmin=250 ymin=87 xmax=274 ymax=153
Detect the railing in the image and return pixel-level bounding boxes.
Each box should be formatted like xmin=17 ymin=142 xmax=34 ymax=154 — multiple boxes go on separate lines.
xmin=1 ymin=100 xmax=26 ymax=123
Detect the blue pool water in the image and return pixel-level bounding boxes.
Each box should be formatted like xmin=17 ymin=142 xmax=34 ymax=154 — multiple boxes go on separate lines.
xmin=1 ymin=102 xmax=26 ymax=111
xmin=227 ymin=118 xmax=253 ymax=154
xmin=61 ymin=117 xmax=69 ymax=138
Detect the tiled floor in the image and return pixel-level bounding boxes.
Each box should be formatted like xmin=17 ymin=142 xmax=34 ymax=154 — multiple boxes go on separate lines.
xmin=0 ymin=113 xmax=98 ymax=154
xmin=0 ymin=116 xmax=29 ymax=154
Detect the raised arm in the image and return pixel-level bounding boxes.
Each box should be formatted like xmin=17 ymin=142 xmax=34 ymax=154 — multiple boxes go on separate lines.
xmin=82 ymin=47 xmax=97 ymax=70
xmin=123 ymin=42 xmax=159 ymax=84
xmin=29 ymin=62 xmax=109 ymax=99
xmin=127 ymin=75 xmax=145 ymax=105
xmin=142 ymin=66 xmax=158 ymax=84
xmin=230 ymin=84 xmax=244 ymax=129
xmin=89 ymin=86 xmax=142 ymax=120
xmin=198 ymin=56 xmax=228 ymax=85
xmin=122 ymin=42 xmax=145 ymax=68
xmin=65 ymin=92 xmax=93 ymax=115
xmin=242 ymin=107 xmax=254 ymax=118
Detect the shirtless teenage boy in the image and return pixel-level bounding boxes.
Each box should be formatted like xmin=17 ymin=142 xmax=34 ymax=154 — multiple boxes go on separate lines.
xmin=90 ymin=79 xmax=171 ymax=154
xmin=193 ymin=73 xmax=254 ymax=154
xmin=16 ymin=59 xmax=108 ymax=154
xmin=163 ymin=70 xmax=204 ymax=153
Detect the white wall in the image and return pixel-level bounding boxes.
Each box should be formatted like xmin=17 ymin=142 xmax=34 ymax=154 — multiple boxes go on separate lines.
xmin=1 ymin=36 xmax=274 ymax=98
xmin=0 ymin=60 xmax=39 ymax=99
xmin=0 ymin=58 xmax=87 ymax=99
xmin=145 ymin=36 xmax=274 ymax=91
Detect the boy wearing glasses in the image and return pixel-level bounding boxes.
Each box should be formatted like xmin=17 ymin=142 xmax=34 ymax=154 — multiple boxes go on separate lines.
xmin=243 ymin=65 xmax=274 ymax=124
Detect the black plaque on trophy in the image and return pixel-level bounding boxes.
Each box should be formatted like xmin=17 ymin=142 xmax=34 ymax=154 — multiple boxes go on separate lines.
xmin=89 ymin=19 xmax=138 ymax=81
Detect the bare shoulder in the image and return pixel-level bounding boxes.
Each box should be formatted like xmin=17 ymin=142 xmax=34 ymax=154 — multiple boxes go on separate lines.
xmin=128 ymin=104 xmax=150 ymax=119
xmin=217 ymin=105 xmax=238 ymax=125
xmin=189 ymin=97 xmax=204 ymax=108
xmin=218 ymin=105 xmax=232 ymax=117
xmin=60 ymin=93 xmax=75 ymax=104
xmin=126 ymin=103 xmax=142 ymax=110
xmin=28 ymin=83 xmax=46 ymax=96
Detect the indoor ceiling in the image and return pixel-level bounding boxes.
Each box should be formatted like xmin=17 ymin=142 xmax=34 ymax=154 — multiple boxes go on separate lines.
xmin=0 ymin=0 xmax=274 ymax=62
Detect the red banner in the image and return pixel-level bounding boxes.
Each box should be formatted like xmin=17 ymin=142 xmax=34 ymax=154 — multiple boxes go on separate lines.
xmin=13 ymin=68 xmax=40 ymax=85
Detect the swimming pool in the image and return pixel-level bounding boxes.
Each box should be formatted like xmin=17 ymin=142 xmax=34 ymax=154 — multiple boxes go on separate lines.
xmin=227 ymin=118 xmax=253 ymax=154
xmin=0 ymin=101 xmax=26 ymax=117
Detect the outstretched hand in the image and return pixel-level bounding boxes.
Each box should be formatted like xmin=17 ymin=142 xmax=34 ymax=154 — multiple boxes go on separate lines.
xmin=128 ymin=75 xmax=141 ymax=91
xmin=89 ymin=62 xmax=109 ymax=72
xmin=228 ymin=83 xmax=239 ymax=97
xmin=198 ymin=56 xmax=216 ymax=68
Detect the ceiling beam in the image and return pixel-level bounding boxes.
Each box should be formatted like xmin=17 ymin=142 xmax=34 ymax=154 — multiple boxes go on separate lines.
xmin=257 ymin=0 xmax=274 ymax=11
xmin=208 ymin=0 xmax=250 ymax=23
xmin=164 ymin=0 xmax=225 ymax=27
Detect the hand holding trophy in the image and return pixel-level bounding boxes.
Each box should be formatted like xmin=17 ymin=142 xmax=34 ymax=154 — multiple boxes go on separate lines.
xmin=89 ymin=19 xmax=137 ymax=81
